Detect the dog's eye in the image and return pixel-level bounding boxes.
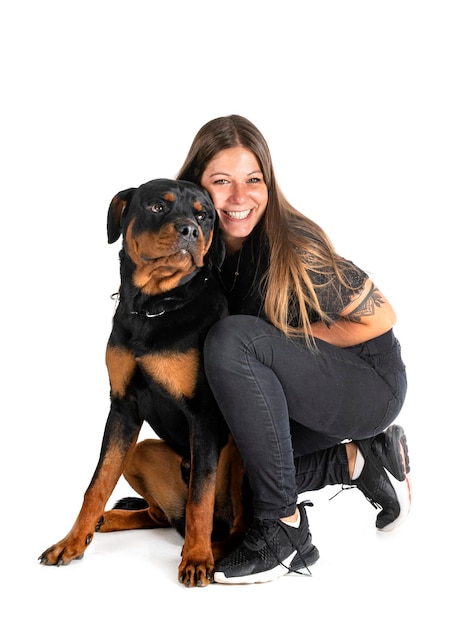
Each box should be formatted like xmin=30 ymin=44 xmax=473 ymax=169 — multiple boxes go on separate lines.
xmin=149 ymin=203 xmax=165 ymax=213
xmin=195 ymin=210 xmax=208 ymax=222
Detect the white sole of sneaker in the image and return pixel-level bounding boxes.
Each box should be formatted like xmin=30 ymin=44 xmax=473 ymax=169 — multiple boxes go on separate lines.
xmin=213 ymin=550 xmax=297 ymax=584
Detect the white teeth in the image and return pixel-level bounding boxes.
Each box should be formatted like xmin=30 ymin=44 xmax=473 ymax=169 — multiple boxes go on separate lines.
xmin=225 ymin=210 xmax=251 ymax=220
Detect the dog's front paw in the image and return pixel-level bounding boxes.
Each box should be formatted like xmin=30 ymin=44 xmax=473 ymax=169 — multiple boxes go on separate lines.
xmin=178 ymin=555 xmax=214 ymax=588
xmin=38 ymin=531 xmax=94 ymax=566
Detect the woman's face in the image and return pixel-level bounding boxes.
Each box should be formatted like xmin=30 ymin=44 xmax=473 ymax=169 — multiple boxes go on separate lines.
xmin=200 ymin=146 xmax=268 ymax=252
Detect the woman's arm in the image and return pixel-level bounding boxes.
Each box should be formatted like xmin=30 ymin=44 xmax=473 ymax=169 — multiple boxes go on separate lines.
xmin=310 ymin=279 xmax=397 ymax=347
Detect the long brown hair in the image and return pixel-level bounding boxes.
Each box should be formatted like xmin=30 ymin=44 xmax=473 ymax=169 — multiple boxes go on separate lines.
xmin=177 ymin=114 xmax=357 ymax=342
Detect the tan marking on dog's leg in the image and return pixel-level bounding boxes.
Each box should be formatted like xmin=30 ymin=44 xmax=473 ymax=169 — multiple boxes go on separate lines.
xmin=179 ymin=481 xmax=217 ymax=587
xmin=105 ymin=345 xmax=136 ymax=397
xmin=212 ymin=435 xmax=249 ymax=560
xmin=39 ymin=438 xmax=139 ymax=566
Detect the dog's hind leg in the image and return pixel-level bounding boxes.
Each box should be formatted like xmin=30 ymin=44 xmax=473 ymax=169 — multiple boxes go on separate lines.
xmin=97 ymin=499 xmax=170 ymax=532
xmin=98 ymin=439 xmax=188 ymax=534
xmin=211 ymin=435 xmax=250 ymax=560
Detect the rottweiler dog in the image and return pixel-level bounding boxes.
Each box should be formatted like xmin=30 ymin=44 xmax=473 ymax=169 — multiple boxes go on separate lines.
xmin=39 ymin=179 xmax=249 ymax=587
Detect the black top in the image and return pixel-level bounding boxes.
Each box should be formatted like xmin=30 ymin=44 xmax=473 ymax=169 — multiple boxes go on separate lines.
xmin=216 ymin=224 xmax=368 ymax=325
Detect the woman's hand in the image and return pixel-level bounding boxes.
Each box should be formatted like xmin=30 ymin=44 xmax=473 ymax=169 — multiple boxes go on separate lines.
xmin=310 ymin=279 xmax=397 ymax=347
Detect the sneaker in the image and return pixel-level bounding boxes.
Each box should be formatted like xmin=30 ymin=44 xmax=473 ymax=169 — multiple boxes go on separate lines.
xmin=213 ymin=500 xmax=319 ymax=584
xmin=353 ymin=424 xmax=412 ymax=531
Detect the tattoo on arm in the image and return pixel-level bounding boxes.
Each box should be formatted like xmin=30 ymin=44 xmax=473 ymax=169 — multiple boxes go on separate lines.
xmin=345 ymin=284 xmax=385 ymax=322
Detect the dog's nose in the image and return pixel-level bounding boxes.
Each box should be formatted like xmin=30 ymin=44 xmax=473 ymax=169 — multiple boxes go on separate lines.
xmin=177 ymin=221 xmax=199 ymax=242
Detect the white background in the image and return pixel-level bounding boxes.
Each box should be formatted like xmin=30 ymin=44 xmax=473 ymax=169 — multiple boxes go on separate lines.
xmin=1 ymin=1 xmax=471 ymax=624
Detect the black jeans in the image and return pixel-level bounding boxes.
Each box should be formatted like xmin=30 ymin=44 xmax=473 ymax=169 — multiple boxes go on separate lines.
xmin=204 ymin=315 xmax=407 ymax=520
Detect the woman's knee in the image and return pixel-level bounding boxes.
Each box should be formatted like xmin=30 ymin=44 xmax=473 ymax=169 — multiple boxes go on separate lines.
xmin=206 ymin=315 xmax=249 ymax=360
xmin=204 ymin=315 xmax=268 ymax=379
xmin=206 ymin=315 xmax=268 ymax=353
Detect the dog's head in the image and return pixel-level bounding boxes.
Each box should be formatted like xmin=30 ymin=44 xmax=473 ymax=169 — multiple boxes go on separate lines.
xmin=107 ymin=179 xmax=224 ymax=295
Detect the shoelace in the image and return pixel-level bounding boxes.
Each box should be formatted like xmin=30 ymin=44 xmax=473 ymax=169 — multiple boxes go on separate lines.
xmin=329 ymin=484 xmax=382 ymax=510
xmin=271 ymin=522 xmax=313 ymax=577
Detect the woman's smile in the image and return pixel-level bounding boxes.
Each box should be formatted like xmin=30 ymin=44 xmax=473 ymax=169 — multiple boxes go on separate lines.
xmin=200 ymin=146 xmax=268 ymax=253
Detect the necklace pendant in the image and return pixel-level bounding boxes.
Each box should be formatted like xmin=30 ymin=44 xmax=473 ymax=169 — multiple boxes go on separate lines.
xmin=218 ymin=247 xmax=243 ymax=293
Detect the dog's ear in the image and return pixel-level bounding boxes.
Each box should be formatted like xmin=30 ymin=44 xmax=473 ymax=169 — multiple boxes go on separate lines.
xmin=107 ymin=188 xmax=136 ymax=244
xmin=206 ymin=213 xmax=226 ymax=269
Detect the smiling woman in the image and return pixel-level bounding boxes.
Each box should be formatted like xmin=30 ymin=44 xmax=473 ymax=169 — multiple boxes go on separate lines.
xmin=174 ymin=114 xmax=411 ymax=585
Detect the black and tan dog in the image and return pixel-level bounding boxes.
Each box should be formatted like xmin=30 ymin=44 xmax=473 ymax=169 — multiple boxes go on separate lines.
xmin=39 ymin=179 xmax=249 ymax=587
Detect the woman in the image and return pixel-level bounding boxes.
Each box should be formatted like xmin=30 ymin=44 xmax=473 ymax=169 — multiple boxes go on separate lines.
xmin=177 ymin=114 xmax=411 ymax=584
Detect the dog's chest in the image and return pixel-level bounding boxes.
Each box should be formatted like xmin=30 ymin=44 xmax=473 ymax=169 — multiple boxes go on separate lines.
xmin=135 ymin=347 xmax=200 ymax=400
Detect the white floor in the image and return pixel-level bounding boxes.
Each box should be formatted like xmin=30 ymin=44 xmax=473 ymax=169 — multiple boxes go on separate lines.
xmin=7 ymin=403 xmax=469 ymax=626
